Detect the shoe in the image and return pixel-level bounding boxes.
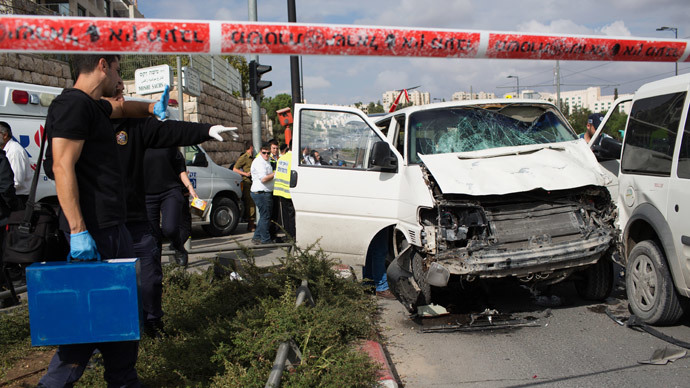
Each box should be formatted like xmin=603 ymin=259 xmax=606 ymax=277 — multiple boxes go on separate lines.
xmin=174 ymin=250 xmax=188 ymax=267
xmin=376 ymin=289 xmax=396 ymax=300
xmin=251 ymin=239 xmax=261 ymax=244
xmin=143 ymin=320 xmax=167 ymax=339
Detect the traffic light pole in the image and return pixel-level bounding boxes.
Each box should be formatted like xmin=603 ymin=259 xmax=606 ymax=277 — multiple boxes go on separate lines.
xmin=248 ymin=0 xmax=261 ymax=152
xmin=288 ymin=0 xmax=302 ymax=105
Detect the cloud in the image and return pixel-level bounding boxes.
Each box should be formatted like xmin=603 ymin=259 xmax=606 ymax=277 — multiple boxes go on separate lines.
xmin=599 ymin=21 xmax=632 ymax=36
xmin=304 ymin=75 xmax=331 ymax=89
xmin=516 ymin=19 xmax=594 ymax=35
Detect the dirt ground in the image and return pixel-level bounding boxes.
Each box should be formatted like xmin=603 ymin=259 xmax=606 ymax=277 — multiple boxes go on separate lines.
xmin=1 ymin=350 xmax=53 ymax=387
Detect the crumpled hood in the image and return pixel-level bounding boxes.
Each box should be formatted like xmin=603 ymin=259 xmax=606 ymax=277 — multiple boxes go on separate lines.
xmin=418 ymin=140 xmax=611 ymax=196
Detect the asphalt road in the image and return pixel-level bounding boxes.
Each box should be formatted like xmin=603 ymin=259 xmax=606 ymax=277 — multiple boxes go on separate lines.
xmin=378 ymin=279 xmax=690 ymax=388
xmin=156 ymin=227 xmax=690 ymax=387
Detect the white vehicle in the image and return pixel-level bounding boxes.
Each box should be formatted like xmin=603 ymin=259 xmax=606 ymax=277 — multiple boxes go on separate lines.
xmin=594 ymin=73 xmax=690 ymax=325
xmin=0 ymin=80 xmax=243 ymax=236
xmin=290 ymin=101 xmax=618 ymax=312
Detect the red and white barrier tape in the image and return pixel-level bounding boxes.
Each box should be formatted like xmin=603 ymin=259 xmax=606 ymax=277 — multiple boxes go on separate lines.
xmin=0 ymin=16 xmax=688 ymax=63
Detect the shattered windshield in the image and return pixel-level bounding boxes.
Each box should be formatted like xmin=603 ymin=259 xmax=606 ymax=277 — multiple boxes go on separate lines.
xmin=408 ymin=105 xmax=577 ymax=163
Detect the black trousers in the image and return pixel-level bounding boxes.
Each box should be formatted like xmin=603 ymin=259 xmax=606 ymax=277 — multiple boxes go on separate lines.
xmin=145 ymin=186 xmax=188 ymax=252
xmin=278 ymin=197 xmax=296 ymax=241
xmin=127 ymin=220 xmax=162 ymax=323
xmin=39 ymin=224 xmax=141 ymax=388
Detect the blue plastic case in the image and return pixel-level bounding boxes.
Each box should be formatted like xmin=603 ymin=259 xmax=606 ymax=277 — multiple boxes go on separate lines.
xmin=26 ymin=258 xmax=141 ymax=346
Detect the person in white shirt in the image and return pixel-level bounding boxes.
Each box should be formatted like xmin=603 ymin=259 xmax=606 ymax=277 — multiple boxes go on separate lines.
xmin=250 ymin=142 xmax=275 ymax=244
xmin=0 ymin=122 xmax=33 ymax=208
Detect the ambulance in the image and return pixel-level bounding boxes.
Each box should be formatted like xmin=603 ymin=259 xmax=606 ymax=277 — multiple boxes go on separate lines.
xmin=0 ymin=80 xmax=243 ymax=236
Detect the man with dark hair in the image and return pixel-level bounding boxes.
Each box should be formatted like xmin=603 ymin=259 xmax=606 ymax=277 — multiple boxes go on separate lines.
xmin=107 ymin=82 xmax=235 ymax=337
xmin=233 ymin=141 xmax=256 ymax=232
xmin=0 ymin=121 xmax=32 ymax=208
xmin=581 ymin=113 xmax=604 ymax=144
xmin=39 ymin=54 xmax=157 ymax=388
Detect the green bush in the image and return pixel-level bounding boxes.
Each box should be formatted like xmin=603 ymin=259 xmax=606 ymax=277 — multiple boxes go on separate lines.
xmin=0 ymin=245 xmax=381 ymax=387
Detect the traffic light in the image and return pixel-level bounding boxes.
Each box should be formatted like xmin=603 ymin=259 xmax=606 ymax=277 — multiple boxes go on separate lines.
xmin=249 ymin=60 xmax=272 ymax=98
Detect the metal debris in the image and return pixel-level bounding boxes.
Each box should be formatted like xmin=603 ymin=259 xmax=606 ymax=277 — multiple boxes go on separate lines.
xmin=638 ymin=347 xmax=686 ymax=365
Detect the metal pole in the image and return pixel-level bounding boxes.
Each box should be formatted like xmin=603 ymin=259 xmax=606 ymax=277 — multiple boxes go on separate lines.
xmin=555 ymin=60 xmax=561 ymax=112
xmin=288 ymin=0 xmax=301 ymax=106
xmin=176 ymin=56 xmax=192 ymax=252
xmin=248 ymin=0 xmax=261 ymax=153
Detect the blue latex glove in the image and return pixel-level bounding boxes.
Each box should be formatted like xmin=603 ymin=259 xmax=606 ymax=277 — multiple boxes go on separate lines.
xmin=69 ymin=230 xmax=101 ymax=261
xmin=153 ymin=85 xmax=170 ymax=120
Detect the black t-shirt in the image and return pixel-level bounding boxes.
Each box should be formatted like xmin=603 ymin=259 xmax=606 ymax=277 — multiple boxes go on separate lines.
xmin=143 ymin=147 xmax=187 ymax=195
xmin=112 ymin=118 xmax=211 ymax=222
xmin=45 ymin=88 xmax=124 ymax=231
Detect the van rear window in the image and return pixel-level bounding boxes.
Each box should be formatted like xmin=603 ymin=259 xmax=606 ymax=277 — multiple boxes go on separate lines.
xmin=621 ymin=92 xmax=686 ymax=176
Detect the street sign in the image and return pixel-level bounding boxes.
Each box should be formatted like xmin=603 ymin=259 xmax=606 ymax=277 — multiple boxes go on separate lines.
xmin=182 ymin=66 xmax=202 ymax=97
xmin=134 ymin=64 xmax=173 ymax=95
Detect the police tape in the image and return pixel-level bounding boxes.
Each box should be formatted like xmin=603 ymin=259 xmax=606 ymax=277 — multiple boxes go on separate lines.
xmin=0 ymin=16 xmax=688 ymax=63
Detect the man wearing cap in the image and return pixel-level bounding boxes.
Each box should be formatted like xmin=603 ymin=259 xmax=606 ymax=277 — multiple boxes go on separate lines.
xmin=581 ymin=113 xmax=604 ymax=144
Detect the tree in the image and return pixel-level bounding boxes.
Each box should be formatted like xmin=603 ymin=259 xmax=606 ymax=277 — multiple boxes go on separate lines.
xmin=566 ymin=107 xmax=592 ymax=136
xmin=223 ymin=55 xmax=249 ymax=96
xmin=261 ymin=93 xmax=293 ymax=143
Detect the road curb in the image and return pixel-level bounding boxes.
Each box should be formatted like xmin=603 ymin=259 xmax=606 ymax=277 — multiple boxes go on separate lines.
xmin=358 ymin=340 xmax=398 ymax=388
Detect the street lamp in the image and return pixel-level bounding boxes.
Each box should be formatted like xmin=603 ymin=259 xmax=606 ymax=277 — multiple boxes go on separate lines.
xmin=507 ymin=75 xmax=520 ymax=98
xmin=657 ymin=26 xmax=678 ymax=75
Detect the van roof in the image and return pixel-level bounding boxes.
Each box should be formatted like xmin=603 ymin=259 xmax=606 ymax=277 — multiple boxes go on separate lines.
xmin=635 ymin=73 xmax=690 ymax=100
xmin=0 ymin=81 xmax=63 ymax=118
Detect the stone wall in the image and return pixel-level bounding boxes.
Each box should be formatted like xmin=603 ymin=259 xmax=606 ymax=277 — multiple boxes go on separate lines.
xmin=0 ymin=53 xmax=73 ymax=88
xmin=0 ymin=53 xmax=272 ymax=167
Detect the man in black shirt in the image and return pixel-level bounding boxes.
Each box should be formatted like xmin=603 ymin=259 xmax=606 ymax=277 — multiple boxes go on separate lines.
xmin=109 ymin=81 xmax=236 ymax=337
xmin=39 ymin=54 xmax=161 ymax=388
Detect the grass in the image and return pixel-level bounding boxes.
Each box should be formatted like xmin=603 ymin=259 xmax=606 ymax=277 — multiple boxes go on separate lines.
xmin=0 ymin=244 xmax=381 ymax=387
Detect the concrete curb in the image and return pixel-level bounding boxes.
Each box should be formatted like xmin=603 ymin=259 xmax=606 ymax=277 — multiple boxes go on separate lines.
xmin=359 ymin=340 xmax=398 ymax=388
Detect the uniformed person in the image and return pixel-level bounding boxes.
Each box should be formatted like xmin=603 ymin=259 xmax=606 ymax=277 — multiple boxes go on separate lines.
xmin=108 ymin=82 xmax=235 ymax=337
xmin=233 ymin=141 xmax=256 ymax=231
xmin=272 ymin=142 xmax=295 ymax=241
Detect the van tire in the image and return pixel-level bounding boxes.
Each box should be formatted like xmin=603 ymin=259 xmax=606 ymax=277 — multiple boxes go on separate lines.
xmin=626 ymin=240 xmax=684 ymax=326
xmin=202 ymin=197 xmax=240 ymax=237
xmin=411 ymin=251 xmax=432 ymax=309
xmin=575 ymin=256 xmax=614 ymax=301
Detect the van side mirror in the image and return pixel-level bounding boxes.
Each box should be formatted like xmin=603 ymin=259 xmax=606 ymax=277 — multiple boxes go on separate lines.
xmin=592 ymin=136 xmax=622 ymax=162
xmin=369 ymin=141 xmax=397 ymax=172
xmin=190 ymin=151 xmax=209 ymax=167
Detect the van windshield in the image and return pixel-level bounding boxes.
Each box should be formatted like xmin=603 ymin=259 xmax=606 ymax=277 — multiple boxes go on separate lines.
xmin=408 ymin=105 xmax=577 ymax=163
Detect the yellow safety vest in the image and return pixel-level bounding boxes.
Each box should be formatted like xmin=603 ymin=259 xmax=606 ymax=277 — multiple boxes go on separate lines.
xmin=273 ymin=151 xmax=292 ymax=199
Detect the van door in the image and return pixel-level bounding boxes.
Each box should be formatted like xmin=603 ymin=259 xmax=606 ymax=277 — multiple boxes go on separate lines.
xmin=668 ymin=108 xmax=690 ymax=290
xmin=291 ymin=105 xmax=403 ymax=262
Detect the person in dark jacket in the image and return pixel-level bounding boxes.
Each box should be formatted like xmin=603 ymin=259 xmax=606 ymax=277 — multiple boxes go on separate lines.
xmin=0 ymin=148 xmax=17 ymax=221
xmin=110 ymin=83 xmax=235 ymax=336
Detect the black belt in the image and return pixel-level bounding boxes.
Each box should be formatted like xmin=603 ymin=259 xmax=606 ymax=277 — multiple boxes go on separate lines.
xmin=254 ymin=191 xmax=271 ymax=194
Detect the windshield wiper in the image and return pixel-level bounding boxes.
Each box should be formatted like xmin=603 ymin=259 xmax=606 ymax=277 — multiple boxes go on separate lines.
xmin=456 ymin=145 xmax=566 ymax=160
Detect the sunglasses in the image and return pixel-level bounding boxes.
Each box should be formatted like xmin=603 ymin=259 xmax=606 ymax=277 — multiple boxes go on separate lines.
xmin=261 ymin=151 xmax=270 ymax=155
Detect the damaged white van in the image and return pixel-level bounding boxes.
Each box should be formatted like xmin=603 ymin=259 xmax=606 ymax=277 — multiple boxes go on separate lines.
xmin=290 ymin=100 xmax=618 ymax=312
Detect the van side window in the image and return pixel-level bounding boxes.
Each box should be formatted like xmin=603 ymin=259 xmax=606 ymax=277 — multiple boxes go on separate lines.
xmin=621 ymin=92 xmax=686 ymax=176
xmin=677 ymin=113 xmax=690 ymax=179
xmin=299 ymin=110 xmax=383 ymax=169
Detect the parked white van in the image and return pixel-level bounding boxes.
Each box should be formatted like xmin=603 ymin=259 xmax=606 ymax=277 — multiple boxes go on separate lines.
xmin=0 ymin=80 xmax=243 ymax=236
xmin=594 ymin=73 xmax=690 ymax=325
xmin=290 ymin=100 xmax=619 ymax=312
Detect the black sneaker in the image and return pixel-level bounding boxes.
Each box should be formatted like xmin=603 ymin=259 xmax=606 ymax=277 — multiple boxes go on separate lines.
xmin=143 ymin=320 xmax=167 ymax=339
xmin=174 ymin=250 xmax=188 ymax=267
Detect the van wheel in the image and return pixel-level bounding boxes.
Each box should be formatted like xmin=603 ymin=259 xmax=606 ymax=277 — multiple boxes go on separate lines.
xmin=575 ymin=256 xmax=613 ymax=301
xmin=411 ymin=251 xmax=432 ymax=309
xmin=202 ymin=198 xmax=240 ymax=237
xmin=626 ymin=240 xmax=684 ymax=325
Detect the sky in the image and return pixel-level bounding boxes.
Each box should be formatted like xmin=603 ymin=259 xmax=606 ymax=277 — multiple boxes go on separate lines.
xmin=137 ymin=0 xmax=690 ymax=106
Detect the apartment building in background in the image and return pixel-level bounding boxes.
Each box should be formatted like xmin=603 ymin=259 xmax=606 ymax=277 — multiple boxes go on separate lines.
xmin=382 ymin=89 xmax=430 ymax=111
xmin=0 ymin=0 xmax=144 ymax=18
